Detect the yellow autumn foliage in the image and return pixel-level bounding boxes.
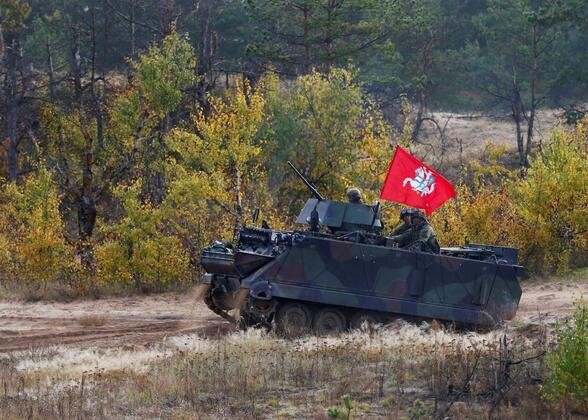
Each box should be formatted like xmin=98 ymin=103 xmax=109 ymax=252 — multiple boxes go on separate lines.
xmin=0 ymin=168 xmax=78 ymax=289
xmin=95 ymin=183 xmax=192 ymax=292
xmin=432 ymin=119 xmax=588 ymax=273
xmin=431 ymin=184 xmax=518 ymax=248
xmin=94 ymin=79 xmax=270 ymax=291
xmin=513 ymin=122 xmax=588 ymax=273
xmin=190 ymin=80 xmax=268 ymax=228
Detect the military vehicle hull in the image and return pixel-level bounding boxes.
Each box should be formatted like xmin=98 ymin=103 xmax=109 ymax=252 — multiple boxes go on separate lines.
xmin=201 ymin=227 xmax=523 ymax=332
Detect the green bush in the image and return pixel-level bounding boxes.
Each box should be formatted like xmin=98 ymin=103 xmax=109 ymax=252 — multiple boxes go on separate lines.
xmin=327 ymin=394 xmax=354 ymax=420
xmin=406 ymin=399 xmax=429 ymax=419
xmin=543 ymin=300 xmax=588 ymax=407
xmin=95 ymin=183 xmax=192 ymax=292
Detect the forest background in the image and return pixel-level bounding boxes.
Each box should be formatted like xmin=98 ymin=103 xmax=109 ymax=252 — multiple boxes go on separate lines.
xmin=0 ymin=0 xmax=586 ymax=297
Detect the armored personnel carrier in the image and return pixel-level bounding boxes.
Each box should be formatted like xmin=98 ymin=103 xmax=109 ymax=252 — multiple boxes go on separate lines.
xmin=200 ymin=163 xmax=523 ymax=334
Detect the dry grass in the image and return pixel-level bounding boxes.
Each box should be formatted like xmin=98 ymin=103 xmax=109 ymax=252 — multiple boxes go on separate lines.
xmin=78 ymin=314 xmax=109 ymax=327
xmin=413 ymin=108 xmax=564 ymax=179
xmin=421 ymin=109 xmax=561 ymax=151
xmin=1 ymin=321 xmax=581 ymax=419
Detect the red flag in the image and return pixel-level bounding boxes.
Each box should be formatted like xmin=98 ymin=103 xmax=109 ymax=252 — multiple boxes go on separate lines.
xmin=380 ymin=145 xmax=456 ymax=215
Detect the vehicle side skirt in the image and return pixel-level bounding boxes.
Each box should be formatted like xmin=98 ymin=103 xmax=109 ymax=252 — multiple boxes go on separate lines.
xmin=266 ymin=282 xmax=496 ymax=326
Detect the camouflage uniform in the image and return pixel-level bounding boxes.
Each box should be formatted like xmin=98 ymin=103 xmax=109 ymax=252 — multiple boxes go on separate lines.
xmin=390 ymin=219 xmax=440 ymax=254
xmin=389 ymin=208 xmax=412 ymax=236
xmin=390 ymin=221 xmax=411 ymax=236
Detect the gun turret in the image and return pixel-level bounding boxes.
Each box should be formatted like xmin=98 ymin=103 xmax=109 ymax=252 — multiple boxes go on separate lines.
xmin=287 ymin=161 xmax=325 ymax=201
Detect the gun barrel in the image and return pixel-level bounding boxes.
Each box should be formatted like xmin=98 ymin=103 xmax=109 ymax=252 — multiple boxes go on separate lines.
xmin=287 ymin=161 xmax=325 ymax=201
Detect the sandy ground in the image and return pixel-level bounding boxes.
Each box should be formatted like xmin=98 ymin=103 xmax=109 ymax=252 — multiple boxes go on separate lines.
xmin=511 ymin=278 xmax=588 ymax=335
xmin=0 ymin=288 xmax=232 ymax=354
xmin=0 ymin=278 xmax=585 ymax=376
xmin=1 ymin=279 xmax=585 ymax=352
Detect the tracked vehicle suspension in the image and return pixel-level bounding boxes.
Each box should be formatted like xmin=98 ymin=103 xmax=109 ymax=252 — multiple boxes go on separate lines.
xmin=204 ymin=287 xmax=238 ymax=325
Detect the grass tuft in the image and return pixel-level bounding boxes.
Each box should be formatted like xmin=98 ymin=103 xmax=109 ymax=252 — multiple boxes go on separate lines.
xmin=78 ymin=314 xmax=109 ymax=327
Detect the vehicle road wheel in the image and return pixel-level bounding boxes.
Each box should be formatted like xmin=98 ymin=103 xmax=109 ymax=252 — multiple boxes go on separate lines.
xmin=312 ymin=308 xmax=346 ymax=335
xmin=237 ymin=312 xmax=259 ymax=330
xmin=349 ymin=311 xmax=382 ymax=330
xmin=275 ymin=302 xmax=312 ymax=336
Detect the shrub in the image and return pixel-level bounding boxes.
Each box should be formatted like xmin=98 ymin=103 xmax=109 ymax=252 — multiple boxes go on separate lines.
xmin=262 ymin=68 xmax=391 ymax=214
xmin=543 ymin=301 xmax=588 ymax=408
xmin=129 ymin=234 xmax=190 ymax=292
xmin=431 ymin=183 xmax=518 ymax=248
xmin=0 ymin=233 xmax=13 ymax=271
xmin=327 ymin=394 xmax=354 ymax=419
xmin=513 ymin=123 xmax=588 ymax=273
xmin=432 ymin=119 xmax=588 ymax=274
xmin=0 ymin=168 xmax=77 ymax=288
xmin=94 ymin=240 xmax=134 ymax=288
xmin=406 ymin=399 xmax=430 ymax=419
xmin=95 ymin=183 xmax=192 ymax=292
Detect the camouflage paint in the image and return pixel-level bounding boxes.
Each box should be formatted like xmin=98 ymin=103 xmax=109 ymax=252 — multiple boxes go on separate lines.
xmin=201 ymin=199 xmax=523 ymax=328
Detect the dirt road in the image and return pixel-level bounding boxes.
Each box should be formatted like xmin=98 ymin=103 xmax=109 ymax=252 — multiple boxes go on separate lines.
xmin=0 ymin=288 xmax=233 ymax=353
xmin=0 ymin=279 xmax=586 ymax=353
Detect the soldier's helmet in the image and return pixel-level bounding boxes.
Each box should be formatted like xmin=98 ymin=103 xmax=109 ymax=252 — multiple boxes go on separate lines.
xmin=411 ymin=209 xmax=426 ymax=221
xmin=346 ymin=188 xmax=363 ymax=203
xmin=400 ymin=208 xmax=412 ymax=219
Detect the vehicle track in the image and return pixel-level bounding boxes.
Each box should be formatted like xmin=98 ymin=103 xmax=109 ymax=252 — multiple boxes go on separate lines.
xmin=0 ymin=291 xmax=233 ymax=353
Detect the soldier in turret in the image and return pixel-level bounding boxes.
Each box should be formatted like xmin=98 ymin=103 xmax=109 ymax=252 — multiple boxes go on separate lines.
xmin=390 ymin=208 xmax=413 ymax=236
xmin=346 ymin=188 xmax=363 ymax=204
xmin=389 ymin=210 xmax=440 ymax=253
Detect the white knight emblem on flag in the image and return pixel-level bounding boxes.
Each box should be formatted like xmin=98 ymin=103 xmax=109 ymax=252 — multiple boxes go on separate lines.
xmin=403 ymin=167 xmax=436 ymax=196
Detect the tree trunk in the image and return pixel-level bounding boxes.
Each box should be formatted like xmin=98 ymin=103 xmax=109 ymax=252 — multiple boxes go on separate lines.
xmin=234 ymin=166 xmax=242 ymax=229
xmin=510 ymin=74 xmax=528 ymax=168
xmin=74 ymin=12 xmax=98 ymax=268
xmin=511 ymin=95 xmax=528 ymax=169
xmin=46 ymin=36 xmax=56 ymax=101
xmin=513 ymin=108 xmax=525 ymax=167
xmin=526 ymin=22 xmax=539 ymax=158
xmin=193 ymin=1 xmax=216 ymax=117
xmin=141 ymin=132 xmax=166 ymax=206
xmin=303 ymin=5 xmax=311 ymax=73
xmin=78 ymin=140 xmax=97 ymax=267
xmin=56 ymin=123 xmax=70 ymax=190
xmin=526 ymin=104 xmax=535 ymax=161
xmin=0 ymin=7 xmax=4 ymax=60
xmin=197 ymin=1 xmax=213 ymax=78
xmin=161 ymin=0 xmax=176 ymax=36
xmin=6 ymin=103 xmax=18 ymax=180
xmin=324 ymin=1 xmax=334 ymax=72
xmin=3 ymin=33 xmax=20 ymax=181
xmin=144 ymin=170 xmax=166 ymax=205
xmin=78 ymin=113 xmax=97 ymax=265
xmin=71 ymin=27 xmax=83 ymax=105
xmin=129 ymin=0 xmax=136 ymax=57
xmin=78 ymin=147 xmax=96 ymax=241
xmin=90 ymin=9 xmax=104 ymax=151
xmin=411 ymin=91 xmax=426 ymax=142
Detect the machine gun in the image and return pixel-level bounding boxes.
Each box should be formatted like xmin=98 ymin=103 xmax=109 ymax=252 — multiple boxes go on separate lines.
xmin=287 ymin=161 xmax=323 ymax=231
xmin=287 ymin=161 xmax=325 ymax=201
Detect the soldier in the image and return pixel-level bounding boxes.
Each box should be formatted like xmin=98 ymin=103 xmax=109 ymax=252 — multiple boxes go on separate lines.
xmin=390 ymin=208 xmax=412 ymax=236
xmin=389 ymin=210 xmax=440 ymax=253
xmin=346 ymin=188 xmax=363 ymax=204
